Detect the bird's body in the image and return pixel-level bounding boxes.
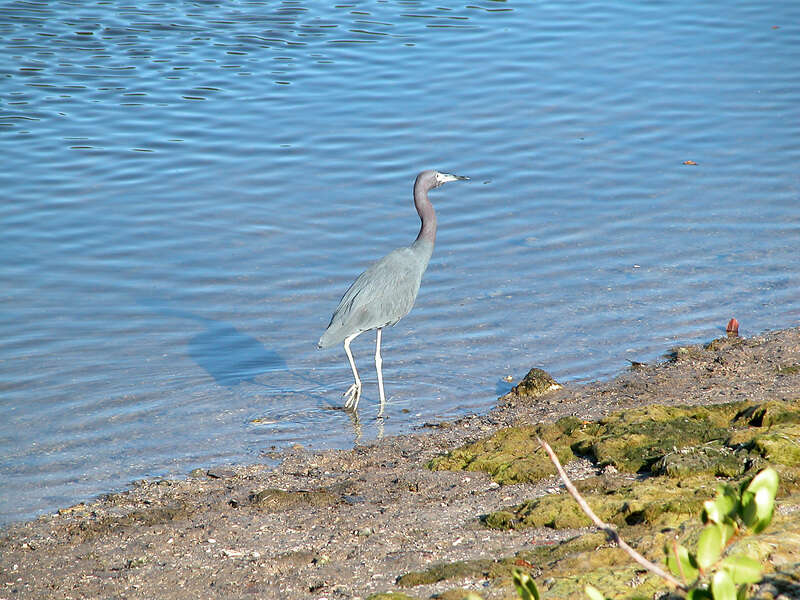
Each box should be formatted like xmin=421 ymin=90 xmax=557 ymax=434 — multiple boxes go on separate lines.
xmin=318 ymin=170 xmax=468 ymax=413
xmin=318 ymin=239 xmax=433 ymax=349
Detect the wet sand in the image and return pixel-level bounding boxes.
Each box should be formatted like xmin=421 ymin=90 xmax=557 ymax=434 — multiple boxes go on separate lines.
xmin=1 ymin=326 xmax=799 ymax=599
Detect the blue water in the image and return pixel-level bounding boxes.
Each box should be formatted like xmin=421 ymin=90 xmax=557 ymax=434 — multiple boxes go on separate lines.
xmin=1 ymin=1 xmax=799 ymax=526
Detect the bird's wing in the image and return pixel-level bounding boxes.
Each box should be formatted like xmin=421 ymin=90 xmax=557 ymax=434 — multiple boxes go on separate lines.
xmin=322 ymin=247 xmax=425 ymax=343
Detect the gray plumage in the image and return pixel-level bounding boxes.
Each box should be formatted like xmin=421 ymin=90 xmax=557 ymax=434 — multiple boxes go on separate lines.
xmin=317 ymin=238 xmax=433 ymax=349
xmin=318 ymin=169 xmax=468 ymax=413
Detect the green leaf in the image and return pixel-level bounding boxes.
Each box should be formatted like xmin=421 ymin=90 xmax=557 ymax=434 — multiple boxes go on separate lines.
xmin=711 ymin=569 xmax=737 ymax=600
xmin=665 ymin=542 xmax=699 ymax=582
xmin=697 ymin=524 xmax=724 ymax=571
xmin=687 ymin=588 xmax=713 ymax=600
xmin=584 ymin=584 xmax=606 ymax=600
xmin=740 ymin=490 xmax=757 ymax=527
xmin=736 ymin=583 xmax=750 ymax=600
xmin=513 ymin=568 xmax=540 ymax=600
xmin=703 ymin=499 xmax=720 ymax=524
xmin=746 ymin=467 xmax=779 ymax=498
xmin=720 ymin=521 xmax=737 ymax=546
xmin=720 ymin=555 xmax=763 ymax=584
xmin=740 ymin=468 xmax=779 ymax=533
xmin=703 ymin=485 xmax=740 ymax=525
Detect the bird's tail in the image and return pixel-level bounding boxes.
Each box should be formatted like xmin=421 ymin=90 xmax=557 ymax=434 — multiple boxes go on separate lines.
xmin=317 ymin=329 xmax=337 ymax=349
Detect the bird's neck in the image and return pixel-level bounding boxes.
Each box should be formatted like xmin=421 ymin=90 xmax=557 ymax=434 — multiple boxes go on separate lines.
xmin=413 ymin=181 xmax=437 ymax=245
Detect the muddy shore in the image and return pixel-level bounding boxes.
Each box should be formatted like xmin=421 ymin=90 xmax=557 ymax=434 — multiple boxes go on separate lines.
xmin=2 ymin=326 xmax=799 ymax=599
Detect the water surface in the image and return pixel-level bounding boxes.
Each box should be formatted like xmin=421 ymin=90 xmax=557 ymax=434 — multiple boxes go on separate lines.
xmin=1 ymin=1 xmax=799 ymax=525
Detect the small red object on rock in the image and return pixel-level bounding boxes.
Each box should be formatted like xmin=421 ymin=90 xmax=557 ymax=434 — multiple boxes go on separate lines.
xmin=726 ymin=318 xmax=739 ymax=337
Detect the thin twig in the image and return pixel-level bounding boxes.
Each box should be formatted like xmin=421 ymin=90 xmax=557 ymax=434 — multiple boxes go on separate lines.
xmin=537 ymin=437 xmax=687 ymax=591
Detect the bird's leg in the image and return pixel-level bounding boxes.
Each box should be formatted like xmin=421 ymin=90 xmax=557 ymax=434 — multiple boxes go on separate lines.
xmin=343 ymin=333 xmax=362 ymax=411
xmin=375 ymin=328 xmax=387 ymax=416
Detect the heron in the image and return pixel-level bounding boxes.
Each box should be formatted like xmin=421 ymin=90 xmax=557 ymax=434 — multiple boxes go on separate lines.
xmin=318 ymin=169 xmax=469 ymax=414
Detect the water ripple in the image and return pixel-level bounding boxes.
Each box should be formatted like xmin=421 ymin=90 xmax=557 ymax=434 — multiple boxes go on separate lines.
xmin=2 ymin=0 xmax=800 ymax=526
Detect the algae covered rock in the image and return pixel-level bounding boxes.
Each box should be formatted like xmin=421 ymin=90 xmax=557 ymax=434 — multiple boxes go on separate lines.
xmin=431 ymin=399 xmax=800 ymax=485
xmin=433 ymin=589 xmax=479 ymax=600
xmin=396 ymin=559 xmax=500 ymax=587
xmin=511 ymin=368 xmax=562 ymax=398
xmin=749 ymin=425 xmax=800 ymax=466
xmin=651 ymin=442 xmax=747 ymax=478
xmin=733 ymin=400 xmax=800 ymax=428
xmin=485 ymin=493 xmax=594 ymax=530
xmin=428 ymin=417 xmax=585 ymax=484
xmin=572 ymin=403 xmax=741 ymax=473
xmin=418 ymin=392 xmax=800 ymax=600
xmin=777 ymin=363 xmax=800 ymax=376
xmin=366 ymin=593 xmax=419 ymax=600
xmin=484 ymin=474 xmax=713 ymax=531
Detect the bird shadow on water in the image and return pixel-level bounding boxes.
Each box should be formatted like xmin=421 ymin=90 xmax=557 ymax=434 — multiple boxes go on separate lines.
xmin=137 ymin=297 xmax=286 ymax=388
xmin=136 ymin=297 xmax=363 ymax=442
xmin=188 ymin=320 xmax=284 ymax=387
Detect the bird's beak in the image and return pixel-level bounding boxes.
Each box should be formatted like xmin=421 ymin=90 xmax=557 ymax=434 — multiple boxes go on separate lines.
xmin=440 ymin=173 xmax=470 ymax=182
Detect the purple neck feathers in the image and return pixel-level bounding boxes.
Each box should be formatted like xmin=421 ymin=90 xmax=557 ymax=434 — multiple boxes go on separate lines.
xmin=413 ymin=179 xmax=437 ymax=244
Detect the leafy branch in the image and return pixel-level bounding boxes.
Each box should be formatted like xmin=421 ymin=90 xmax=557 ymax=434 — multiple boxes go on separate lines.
xmin=534 ymin=437 xmax=778 ymax=600
xmin=536 ymin=437 xmax=686 ymax=590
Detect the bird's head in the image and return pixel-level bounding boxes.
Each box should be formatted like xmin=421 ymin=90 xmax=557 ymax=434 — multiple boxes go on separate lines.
xmin=417 ymin=170 xmax=470 ymax=190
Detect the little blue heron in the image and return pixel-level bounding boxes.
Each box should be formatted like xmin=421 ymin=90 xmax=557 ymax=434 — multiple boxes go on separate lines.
xmin=318 ymin=169 xmax=469 ymax=413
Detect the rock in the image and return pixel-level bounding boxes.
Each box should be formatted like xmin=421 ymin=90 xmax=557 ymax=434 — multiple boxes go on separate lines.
xmin=510 ymin=368 xmax=562 ymax=398
xmin=206 ymin=468 xmax=236 ymax=479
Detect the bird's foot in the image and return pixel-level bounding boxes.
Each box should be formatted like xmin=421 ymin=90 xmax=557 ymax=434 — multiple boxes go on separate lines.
xmin=343 ymin=383 xmax=362 ymax=411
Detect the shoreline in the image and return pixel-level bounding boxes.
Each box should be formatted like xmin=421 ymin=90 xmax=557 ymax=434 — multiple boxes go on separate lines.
xmin=2 ymin=325 xmax=799 ymax=599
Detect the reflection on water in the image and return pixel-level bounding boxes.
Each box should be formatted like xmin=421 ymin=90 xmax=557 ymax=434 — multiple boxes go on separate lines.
xmin=2 ymin=0 xmax=800 ymax=525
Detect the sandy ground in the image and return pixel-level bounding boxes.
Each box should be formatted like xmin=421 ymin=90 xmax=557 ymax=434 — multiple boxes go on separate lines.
xmin=1 ymin=326 xmax=799 ymax=600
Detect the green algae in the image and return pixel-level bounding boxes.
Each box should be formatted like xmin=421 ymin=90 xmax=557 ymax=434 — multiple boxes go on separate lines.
xmin=472 ymin=399 xmax=800 ymax=535
xmin=416 ymin=398 xmax=800 ymax=600
xmin=572 ymin=403 xmax=744 ymax=474
xmin=431 ymin=399 xmax=800 ymax=485
xmin=397 ymin=534 xmax=605 ymax=589
xmin=398 ymin=496 xmax=800 ymax=600
xmin=541 ymin=565 xmax=661 ymax=600
xmin=396 ymin=558 xmax=505 ymax=587
xmin=510 ymin=368 xmax=562 ymax=398
xmin=433 ymin=589 xmax=480 ymax=600
xmin=652 ymin=442 xmax=747 ymax=478
xmin=366 ymin=593 xmax=419 ymax=600
xmin=777 ymin=364 xmax=800 ymax=376
xmin=66 ymin=502 xmax=194 ymax=542
xmin=485 ymin=474 xmax=714 ymax=531
xmin=427 ymin=418 xmax=585 ymax=484
xmin=395 ymin=531 xmax=670 ymax=599
xmin=734 ymin=401 xmax=800 ymax=428
xmin=749 ymin=426 xmax=800 ymax=466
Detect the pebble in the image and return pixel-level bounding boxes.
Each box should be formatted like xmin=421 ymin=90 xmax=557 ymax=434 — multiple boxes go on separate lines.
xmin=206 ymin=468 xmax=236 ymax=479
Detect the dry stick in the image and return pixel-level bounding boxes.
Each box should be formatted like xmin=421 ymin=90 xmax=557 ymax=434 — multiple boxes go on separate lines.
xmin=536 ymin=437 xmax=687 ymax=591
